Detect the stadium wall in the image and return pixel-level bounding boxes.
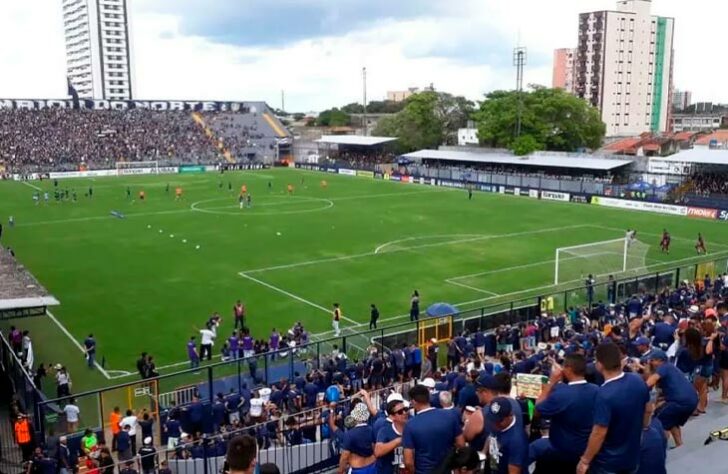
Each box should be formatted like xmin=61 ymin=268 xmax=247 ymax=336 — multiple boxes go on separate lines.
xmin=295 ymin=163 xmax=728 ymax=222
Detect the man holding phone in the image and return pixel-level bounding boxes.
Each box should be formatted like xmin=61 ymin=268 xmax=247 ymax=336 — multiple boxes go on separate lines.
xmin=530 ymin=354 xmax=599 ymax=468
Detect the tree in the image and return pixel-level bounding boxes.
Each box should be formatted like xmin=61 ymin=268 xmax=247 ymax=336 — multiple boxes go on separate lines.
xmin=473 ymin=86 xmax=605 ymax=153
xmin=511 ymin=135 xmax=540 ymax=156
xmin=371 ymin=91 xmax=474 ymax=152
xmin=316 ymin=108 xmax=351 ymax=127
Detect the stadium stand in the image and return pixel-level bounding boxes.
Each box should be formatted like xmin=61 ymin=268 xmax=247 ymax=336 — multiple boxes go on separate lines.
xmin=0 ymin=103 xmax=290 ymax=173
xmin=3 ymin=261 xmax=728 ymax=473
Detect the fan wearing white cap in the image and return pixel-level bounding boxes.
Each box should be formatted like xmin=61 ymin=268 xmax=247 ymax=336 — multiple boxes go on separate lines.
xmin=375 ymin=396 xmax=410 ymax=473
xmin=372 ymin=392 xmax=409 ymax=438
xmin=137 ymin=437 xmax=157 ymax=474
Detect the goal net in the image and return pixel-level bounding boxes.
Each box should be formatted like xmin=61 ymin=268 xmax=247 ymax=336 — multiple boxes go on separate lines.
xmin=116 ymin=160 xmax=159 ymax=175
xmin=554 ymin=238 xmax=650 ymax=285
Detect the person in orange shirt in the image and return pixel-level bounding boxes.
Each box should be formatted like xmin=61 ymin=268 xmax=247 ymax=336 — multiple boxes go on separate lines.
xmin=321 ymin=180 xmax=328 ymax=189
xmin=241 ymin=184 xmax=248 ymax=195
xmin=175 ymin=187 xmax=183 ymax=201
xmin=287 ymin=184 xmax=294 ymax=195
xmin=138 ymin=190 xmax=145 ymax=202
xmin=109 ymin=406 xmax=121 ymax=451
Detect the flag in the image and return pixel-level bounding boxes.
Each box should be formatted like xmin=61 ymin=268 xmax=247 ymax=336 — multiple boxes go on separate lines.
xmin=67 ymin=77 xmax=80 ymax=109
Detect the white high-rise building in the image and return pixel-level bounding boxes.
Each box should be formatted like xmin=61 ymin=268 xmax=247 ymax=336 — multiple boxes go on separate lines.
xmin=62 ymin=0 xmax=135 ymax=100
xmin=573 ymin=0 xmax=674 ymax=137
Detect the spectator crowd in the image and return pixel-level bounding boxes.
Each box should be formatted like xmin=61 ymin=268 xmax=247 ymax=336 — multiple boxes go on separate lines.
xmin=10 ymin=270 xmax=728 ymax=474
xmin=0 ymin=109 xmax=285 ymax=174
xmin=687 ymin=171 xmax=728 ymax=197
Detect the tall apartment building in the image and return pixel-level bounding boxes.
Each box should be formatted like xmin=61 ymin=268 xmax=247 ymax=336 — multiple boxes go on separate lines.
xmin=672 ymin=89 xmax=692 ymax=111
xmin=552 ymin=48 xmax=575 ymax=92
xmin=573 ymin=0 xmax=674 ymax=137
xmin=62 ymin=0 xmax=135 ymax=100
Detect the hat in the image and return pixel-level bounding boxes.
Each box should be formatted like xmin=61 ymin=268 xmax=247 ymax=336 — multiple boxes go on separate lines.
xmin=430 ymin=338 xmax=437 ymax=344
xmin=350 ymin=403 xmax=370 ymax=424
xmin=486 ymin=397 xmax=513 ymax=423
xmin=635 ymin=337 xmax=650 ymax=346
xmin=386 ymin=392 xmax=410 ymax=408
xmin=706 ymin=308 xmax=717 ymax=318
xmin=475 ymin=374 xmax=499 ymax=391
xmin=647 ymin=349 xmax=668 ymax=362
xmin=419 ymin=378 xmax=436 ymax=389
xmin=144 ymin=437 xmax=152 ymax=445
xmin=689 ymin=305 xmax=700 ymax=314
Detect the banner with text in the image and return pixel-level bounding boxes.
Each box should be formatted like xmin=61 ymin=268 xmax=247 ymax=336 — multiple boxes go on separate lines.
xmin=591 ymin=196 xmax=688 ymax=216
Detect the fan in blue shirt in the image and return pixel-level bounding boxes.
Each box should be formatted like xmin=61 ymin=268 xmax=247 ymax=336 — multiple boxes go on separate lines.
xmin=637 ymin=414 xmax=667 ymax=474
xmin=375 ymin=400 xmax=408 ymax=474
xmin=532 ymin=353 xmax=598 ymax=464
xmin=645 ymin=350 xmax=698 ymax=448
xmin=578 ymin=343 xmax=649 ymax=474
xmin=402 ymin=385 xmax=464 ymax=474
xmin=486 ymin=397 xmax=529 ymax=474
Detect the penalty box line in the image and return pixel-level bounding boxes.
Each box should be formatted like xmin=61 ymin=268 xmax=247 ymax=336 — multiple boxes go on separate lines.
xmin=237 ymin=272 xmax=370 ymax=354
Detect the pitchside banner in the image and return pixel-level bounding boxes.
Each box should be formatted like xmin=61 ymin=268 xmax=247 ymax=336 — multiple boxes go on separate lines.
xmin=591 ymin=196 xmax=688 ymax=216
xmin=0 ymin=98 xmax=252 ymax=112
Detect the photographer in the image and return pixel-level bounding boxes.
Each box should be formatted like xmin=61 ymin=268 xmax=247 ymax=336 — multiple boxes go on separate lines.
xmin=530 ymin=354 xmax=598 ymax=470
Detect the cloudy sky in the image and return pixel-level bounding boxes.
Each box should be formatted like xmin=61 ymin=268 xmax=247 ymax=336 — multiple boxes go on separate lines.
xmin=0 ymin=0 xmax=723 ymax=111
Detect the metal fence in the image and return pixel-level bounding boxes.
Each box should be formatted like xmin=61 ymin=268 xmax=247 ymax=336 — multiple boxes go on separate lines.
xmin=1 ymin=254 xmax=726 ymax=472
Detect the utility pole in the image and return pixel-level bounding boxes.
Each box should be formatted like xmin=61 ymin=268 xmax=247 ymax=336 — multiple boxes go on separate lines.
xmin=281 ymin=90 xmax=285 ymax=113
xmin=513 ymin=47 xmax=527 ymax=138
xmin=362 ymin=67 xmax=368 ymax=136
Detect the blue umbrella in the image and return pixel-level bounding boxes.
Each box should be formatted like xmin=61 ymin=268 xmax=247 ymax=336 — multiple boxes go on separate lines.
xmin=627 ymin=180 xmax=652 ymax=192
xmin=426 ymin=303 xmax=459 ymax=317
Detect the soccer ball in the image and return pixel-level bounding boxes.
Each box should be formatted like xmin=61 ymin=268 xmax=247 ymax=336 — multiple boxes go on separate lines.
xmin=276 ymin=232 xmax=281 ymax=236
xmin=170 ymin=234 xmax=174 ymax=238
xmin=147 ymin=225 xmax=151 ymax=229
xmin=159 ymin=230 xmax=163 ymax=233
xmin=182 ymin=239 xmax=187 ymax=243
xmin=195 ymin=245 xmax=201 ymax=250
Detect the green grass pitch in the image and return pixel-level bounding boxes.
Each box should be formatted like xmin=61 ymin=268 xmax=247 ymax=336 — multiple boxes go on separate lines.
xmin=1 ymin=168 xmax=727 ymax=392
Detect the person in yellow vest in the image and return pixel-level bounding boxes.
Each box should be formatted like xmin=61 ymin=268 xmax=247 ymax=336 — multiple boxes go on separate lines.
xmin=14 ymin=414 xmax=33 ymax=462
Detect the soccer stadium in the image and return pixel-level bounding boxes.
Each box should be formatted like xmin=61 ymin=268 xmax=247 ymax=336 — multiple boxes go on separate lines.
xmin=3 ymin=2 xmax=728 ymax=474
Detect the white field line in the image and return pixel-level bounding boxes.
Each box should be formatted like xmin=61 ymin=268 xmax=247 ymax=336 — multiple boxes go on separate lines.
xmin=445 ymin=279 xmax=499 ymax=296
xmin=16 ymin=208 xmax=194 ymax=227
xmin=237 ymin=272 xmax=357 ymax=325
xmin=240 ymin=224 xmax=591 ymax=275
xmin=21 ymin=181 xmax=43 ymax=191
xmin=46 ymin=309 xmax=112 ymax=379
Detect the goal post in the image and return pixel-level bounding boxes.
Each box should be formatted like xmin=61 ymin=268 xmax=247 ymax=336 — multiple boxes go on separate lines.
xmin=115 ymin=160 xmax=159 ymax=175
xmin=554 ymin=238 xmax=650 ymax=285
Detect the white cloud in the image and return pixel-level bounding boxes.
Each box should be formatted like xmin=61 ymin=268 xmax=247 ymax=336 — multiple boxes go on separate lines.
xmin=0 ymin=0 xmax=725 ymax=110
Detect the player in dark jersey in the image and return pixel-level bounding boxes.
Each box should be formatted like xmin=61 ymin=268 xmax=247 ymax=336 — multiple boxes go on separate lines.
xmin=660 ymin=229 xmax=671 ymax=254
xmin=696 ymin=233 xmax=706 ymax=254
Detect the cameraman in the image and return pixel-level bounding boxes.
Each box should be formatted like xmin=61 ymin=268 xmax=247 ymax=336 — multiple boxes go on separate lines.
xmin=530 ymin=354 xmax=598 ymax=470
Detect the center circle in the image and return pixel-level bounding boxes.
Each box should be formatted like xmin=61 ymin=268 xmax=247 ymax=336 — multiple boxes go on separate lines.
xmin=190 ymin=195 xmax=334 ymax=216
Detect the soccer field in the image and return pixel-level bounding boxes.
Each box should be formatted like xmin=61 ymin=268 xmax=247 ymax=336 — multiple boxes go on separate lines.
xmin=1 ymin=168 xmax=727 ymax=390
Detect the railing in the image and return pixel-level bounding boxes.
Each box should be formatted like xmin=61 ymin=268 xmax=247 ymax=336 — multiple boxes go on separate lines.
xmin=1 ymin=254 xmax=726 ymax=471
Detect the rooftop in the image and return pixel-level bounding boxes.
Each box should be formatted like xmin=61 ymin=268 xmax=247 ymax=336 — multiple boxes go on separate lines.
xmin=316 ymin=135 xmax=398 ymax=147
xmin=0 ymin=247 xmax=59 ymax=310
xmin=656 ymin=149 xmax=728 ymax=166
xmin=402 ymin=149 xmax=633 ymax=171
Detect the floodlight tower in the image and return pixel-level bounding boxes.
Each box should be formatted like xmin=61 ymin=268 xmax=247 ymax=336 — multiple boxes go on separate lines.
xmin=513 ymin=47 xmax=527 ymax=137
xmin=362 ymin=67 xmax=368 ymax=136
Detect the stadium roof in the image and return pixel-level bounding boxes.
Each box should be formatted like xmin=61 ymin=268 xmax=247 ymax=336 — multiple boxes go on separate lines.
xmin=0 ymin=248 xmax=59 ymax=310
xmin=316 ymin=135 xmax=398 ymax=146
xmin=656 ymin=149 xmax=728 ymax=166
xmin=402 ymin=150 xmax=633 ymax=171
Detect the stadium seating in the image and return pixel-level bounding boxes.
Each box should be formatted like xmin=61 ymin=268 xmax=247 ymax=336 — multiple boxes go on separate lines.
xmin=0 ymin=105 xmax=289 ymax=173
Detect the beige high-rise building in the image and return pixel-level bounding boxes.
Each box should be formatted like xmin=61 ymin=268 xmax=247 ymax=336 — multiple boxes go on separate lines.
xmin=62 ymin=0 xmax=135 ymax=100
xmin=552 ymin=48 xmax=575 ymax=92
xmin=573 ymin=0 xmax=674 ymax=136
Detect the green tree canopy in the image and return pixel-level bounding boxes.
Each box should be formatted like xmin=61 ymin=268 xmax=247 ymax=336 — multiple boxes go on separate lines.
xmin=473 ymin=86 xmax=605 ymax=153
xmin=316 ymin=108 xmax=351 ymax=127
xmin=371 ymin=91 xmax=474 ymax=152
